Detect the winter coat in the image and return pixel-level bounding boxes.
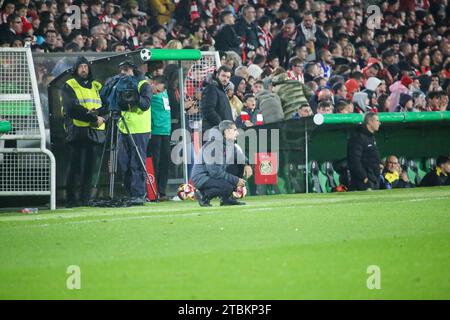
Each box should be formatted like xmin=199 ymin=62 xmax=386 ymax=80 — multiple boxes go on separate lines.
xmin=347 ymin=125 xmax=381 ymax=191
xmin=214 ymin=24 xmax=241 ymax=54
xmin=62 ymin=56 xmax=108 ymax=145
xmin=272 ymin=72 xmax=310 ymax=120
xmin=255 ymin=90 xmax=284 ymax=124
xmin=420 ymin=168 xmax=450 ymax=187
xmin=191 ymin=137 xmax=244 ymax=189
xmin=200 ymin=78 xmax=233 ymax=131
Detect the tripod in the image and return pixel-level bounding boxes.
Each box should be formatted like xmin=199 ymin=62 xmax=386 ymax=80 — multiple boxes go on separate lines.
xmin=95 ymin=111 xmax=158 ymax=201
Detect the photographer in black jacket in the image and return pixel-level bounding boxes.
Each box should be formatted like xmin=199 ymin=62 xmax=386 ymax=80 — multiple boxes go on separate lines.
xmin=347 ymin=112 xmax=381 ymax=191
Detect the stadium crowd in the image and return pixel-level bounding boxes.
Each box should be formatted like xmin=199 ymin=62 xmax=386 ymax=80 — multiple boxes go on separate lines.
xmin=0 ymin=0 xmax=449 ymax=203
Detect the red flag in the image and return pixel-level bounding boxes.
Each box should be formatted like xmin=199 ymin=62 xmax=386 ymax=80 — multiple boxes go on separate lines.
xmin=255 ymin=152 xmax=278 ymax=184
xmin=146 ymin=157 xmax=158 ymax=201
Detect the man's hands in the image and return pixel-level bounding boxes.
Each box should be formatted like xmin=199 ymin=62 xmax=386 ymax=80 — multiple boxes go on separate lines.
xmin=237 ymin=178 xmax=246 ymax=187
xmin=400 ymin=171 xmax=409 ymax=182
xmin=243 ymin=165 xmax=253 ymax=179
xmin=96 ymin=116 xmax=105 ymax=127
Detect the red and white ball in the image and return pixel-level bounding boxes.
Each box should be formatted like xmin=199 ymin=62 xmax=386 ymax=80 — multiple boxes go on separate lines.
xmin=232 ymin=185 xmax=247 ymax=199
xmin=177 ymin=183 xmax=196 ymax=200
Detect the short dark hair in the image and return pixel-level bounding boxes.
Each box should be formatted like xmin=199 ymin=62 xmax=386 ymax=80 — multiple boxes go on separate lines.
xmin=217 ymin=65 xmax=232 ymax=75
xmin=318 ymin=101 xmax=332 ymax=109
xmin=243 ymin=94 xmax=255 ymax=102
xmin=437 ymin=156 xmax=450 ymax=167
xmin=364 ymin=112 xmax=378 ymax=125
xmin=219 ymin=120 xmax=236 ymax=134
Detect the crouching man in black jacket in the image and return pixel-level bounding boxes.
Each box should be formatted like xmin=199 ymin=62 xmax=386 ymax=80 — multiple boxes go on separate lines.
xmin=347 ymin=112 xmax=381 ymax=191
xmin=191 ymin=120 xmax=253 ymax=207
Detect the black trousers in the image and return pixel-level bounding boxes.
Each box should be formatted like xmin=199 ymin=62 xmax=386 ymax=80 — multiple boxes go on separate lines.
xmin=199 ymin=164 xmax=245 ymax=199
xmin=148 ymin=134 xmax=171 ymax=196
xmin=66 ymin=141 xmax=100 ymax=203
xmin=117 ymin=133 xmax=149 ymax=198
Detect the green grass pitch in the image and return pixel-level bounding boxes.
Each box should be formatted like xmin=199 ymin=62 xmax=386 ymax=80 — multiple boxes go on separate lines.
xmin=1 ymin=187 xmax=449 ymax=299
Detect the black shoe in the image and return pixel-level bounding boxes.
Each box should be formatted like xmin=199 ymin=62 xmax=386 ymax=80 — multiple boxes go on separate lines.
xmin=220 ymin=197 xmax=246 ymax=206
xmin=195 ymin=190 xmax=211 ymax=207
xmin=129 ymin=196 xmax=146 ymax=206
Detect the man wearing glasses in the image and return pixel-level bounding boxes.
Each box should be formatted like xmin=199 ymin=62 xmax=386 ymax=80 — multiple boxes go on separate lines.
xmin=381 ymin=156 xmax=414 ymax=189
xmin=0 ymin=14 xmax=23 ymax=45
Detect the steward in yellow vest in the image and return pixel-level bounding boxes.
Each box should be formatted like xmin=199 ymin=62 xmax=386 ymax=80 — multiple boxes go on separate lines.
xmin=62 ymin=56 xmax=108 ymax=207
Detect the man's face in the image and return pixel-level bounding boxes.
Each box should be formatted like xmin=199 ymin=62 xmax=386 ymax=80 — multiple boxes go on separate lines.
xmin=317 ymin=106 xmax=333 ymax=114
xmin=299 ymin=106 xmax=313 ymax=117
xmin=46 ymin=32 xmax=57 ymax=45
xmin=224 ymin=125 xmax=239 ymax=141
xmin=337 ymin=86 xmax=347 ymax=98
xmin=386 ymin=156 xmax=400 ymax=173
xmin=284 ymin=23 xmax=296 ymax=36
xmin=297 ymin=46 xmax=308 ymax=60
xmin=218 ymin=70 xmax=231 ymax=87
xmin=252 ymin=83 xmax=263 ymax=94
xmin=11 ymin=17 xmax=23 ymax=34
xmin=120 ymin=67 xmax=134 ymax=76
xmin=367 ymin=66 xmax=378 ymax=78
xmin=323 ymin=50 xmax=333 ymax=64
xmin=244 ymin=7 xmax=256 ymax=22
xmin=73 ymin=34 xmax=85 ymax=48
xmin=442 ymin=161 xmax=450 ymax=174
xmin=303 ymin=14 xmax=314 ymax=29
xmin=156 ymin=29 xmax=167 ymax=41
xmin=77 ymin=63 xmax=89 ymax=79
xmin=368 ymin=115 xmax=381 ymax=132
xmin=115 ymin=26 xmax=126 ymax=40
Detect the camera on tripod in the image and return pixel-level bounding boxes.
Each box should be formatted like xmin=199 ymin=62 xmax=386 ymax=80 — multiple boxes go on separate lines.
xmin=101 ymin=70 xmax=140 ymax=114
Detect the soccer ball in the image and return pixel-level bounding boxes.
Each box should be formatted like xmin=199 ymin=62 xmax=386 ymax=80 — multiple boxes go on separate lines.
xmin=232 ymin=185 xmax=247 ymax=199
xmin=177 ymin=183 xmax=196 ymax=200
xmin=140 ymin=49 xmax=152 ymax=62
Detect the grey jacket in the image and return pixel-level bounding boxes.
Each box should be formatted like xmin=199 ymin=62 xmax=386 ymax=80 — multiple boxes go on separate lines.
xmin=191 ymin=137 xmax=246 ymax=189
xmin=255 ymin=89 xmax=284 ymax=124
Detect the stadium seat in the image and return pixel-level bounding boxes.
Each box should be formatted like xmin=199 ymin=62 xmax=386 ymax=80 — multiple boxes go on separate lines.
xmin=425 ymin=157 xmax=437 ymax=172
xmin=321 ymin=161 xmax=340 ymax=192
xmin=411 ymin=158 xmax=427 ymax=185
xmin=309 ymin=160 xmax=328 ymax=193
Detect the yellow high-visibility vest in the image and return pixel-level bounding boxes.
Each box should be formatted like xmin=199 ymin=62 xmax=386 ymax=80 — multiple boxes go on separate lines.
xmin=66 ymin=78 xmax=105 ymax=130
xmin=118 ymin=80 xmax=151 ymax=134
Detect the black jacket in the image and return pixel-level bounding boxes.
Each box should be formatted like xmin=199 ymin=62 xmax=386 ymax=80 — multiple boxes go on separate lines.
xmin=234 ymin=18 xmax=260 ymax=53
xmin=420 ymin=169 xmax=450 ymax=187
xmin=214 ymin=24 xmax=241 ymax=54
xmin=269 ymin=32 xmax=296 ymax=69
xmin=200 ymin=78 xmax=233 ymax=132
xmin=347 ymin=125 xmax=381 ymax=191
xmin=295 ymin=25 xmax=328 ymax=50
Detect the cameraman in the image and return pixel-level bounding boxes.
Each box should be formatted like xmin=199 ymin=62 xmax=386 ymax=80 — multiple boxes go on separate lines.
xmin=117 ymin=60 xmax=152 ymax=205
xmin=62 ymin=56 xmax=108 ymax=207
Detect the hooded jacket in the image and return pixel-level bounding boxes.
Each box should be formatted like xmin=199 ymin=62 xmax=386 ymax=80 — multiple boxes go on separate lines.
xmin=394 ymin=93 xmax=414 ymax=112
xmin=352 ymin=92 xmax=368 ymax=113
xmin=62 ymin=56 xmax=108 ymax=144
